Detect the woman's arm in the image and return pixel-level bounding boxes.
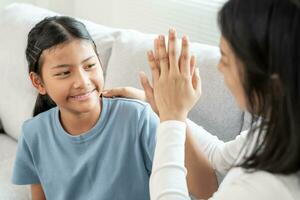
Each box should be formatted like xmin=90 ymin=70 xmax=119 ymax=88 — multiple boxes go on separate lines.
xmin=31 ymin=184 xmax=46 ymax=200
xmin=185 ymin=126 xmax=218 ymax=199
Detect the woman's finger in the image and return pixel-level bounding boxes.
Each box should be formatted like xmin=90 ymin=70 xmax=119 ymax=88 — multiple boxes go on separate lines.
xmin=193 ymin=68 xmax=202 ymax=95
xmin=168 ymin=28 xmax=179 ymax=75
xmin=158 ymin=35 xmax=169 ymax=77
xmin=179 ymin=35 xmax=190 ymax=76
xmin=102 ymin=87 xmax=146 ymax=101
xmin=147 ymin=50 xmax=160 ymax=85
xmin=190 ymin=55 xmax=196 ymax=76
xmin=102 ymin=87 xmax=125 ymax=97
xmin=154 ymin=38 xmax=160 ymax=68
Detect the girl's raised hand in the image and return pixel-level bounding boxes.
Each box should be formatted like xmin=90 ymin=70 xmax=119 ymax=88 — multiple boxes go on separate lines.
xmin=146 ymin=29 xmax=202 ymax=122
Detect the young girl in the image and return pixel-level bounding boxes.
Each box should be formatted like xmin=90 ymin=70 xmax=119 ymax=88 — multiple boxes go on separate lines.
xmin=11 ymin=16 xmax=159 ymax=200
xmin=105 ymin=0 xmax=300 ymax=199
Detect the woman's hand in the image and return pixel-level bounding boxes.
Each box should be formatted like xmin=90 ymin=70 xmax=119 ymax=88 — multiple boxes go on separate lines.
xmin=102 ymin=79 xmax=159 ymax=115
xmin=145 ymin=29 xmax=201 ymax=122
xmin=102 ymin=87 xmax=146 ymax=101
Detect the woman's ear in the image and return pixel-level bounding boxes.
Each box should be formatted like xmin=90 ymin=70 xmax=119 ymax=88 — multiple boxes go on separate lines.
xmin=29 ymin=72 xmax=47 ymax=95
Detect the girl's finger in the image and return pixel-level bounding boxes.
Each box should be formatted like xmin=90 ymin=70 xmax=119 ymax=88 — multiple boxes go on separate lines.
xmin=158 ymin=35 xmax=169 ymax=77
xmin=168 ymin=28 xmax=179 ymax=75
xmin=179 ymin=35 xmax=190 ymax=76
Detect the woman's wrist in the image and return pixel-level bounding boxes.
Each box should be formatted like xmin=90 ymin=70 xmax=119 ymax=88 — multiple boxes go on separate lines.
xmin=159 ymin=112 xmax=188 ymax=122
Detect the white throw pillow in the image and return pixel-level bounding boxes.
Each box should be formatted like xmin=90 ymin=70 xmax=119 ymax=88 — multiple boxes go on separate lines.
xmin=105 ymin=30 xmax=244 ymax=141
xmin=0 ymin=3 xmax=120 ymax=140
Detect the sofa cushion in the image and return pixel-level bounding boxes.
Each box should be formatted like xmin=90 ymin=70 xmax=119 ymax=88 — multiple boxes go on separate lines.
xmin=0 ymin=158 xmax=30 ymax=200
xmin=105 ymin=30 xmax=244 ymax=141
xmin=0 ymin=3 xmax=120 ymax=140
xmin=0 ymin=134 xmax=17 ymax=161
xmin=0 ymin=134 xmax=30 ymax=199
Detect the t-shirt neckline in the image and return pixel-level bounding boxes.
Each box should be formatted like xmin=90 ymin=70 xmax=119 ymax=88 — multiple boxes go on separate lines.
xmin=53 ymin=97 xmax=109 ymax=143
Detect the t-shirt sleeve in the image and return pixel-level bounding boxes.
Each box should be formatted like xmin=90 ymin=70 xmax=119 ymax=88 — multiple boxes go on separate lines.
xmin=137 ymin=104 xmax=159 ymax=175
xmin=11 ymin=125 xmax=40 ymax=185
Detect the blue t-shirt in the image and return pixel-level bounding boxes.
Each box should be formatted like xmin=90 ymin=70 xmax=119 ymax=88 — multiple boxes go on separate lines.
xmin=12 ymin=97 xmax=159 ymax=200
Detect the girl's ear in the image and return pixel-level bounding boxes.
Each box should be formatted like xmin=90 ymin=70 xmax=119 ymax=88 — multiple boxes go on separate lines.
xmin=29 ymin=72 xmax=47 ymax=95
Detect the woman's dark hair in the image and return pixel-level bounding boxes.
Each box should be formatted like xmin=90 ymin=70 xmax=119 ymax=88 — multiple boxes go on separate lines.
xmin=218 ymin=0 xmax=300 ymax=174
xmin=26 ymin=16 xmax=99 ymax=117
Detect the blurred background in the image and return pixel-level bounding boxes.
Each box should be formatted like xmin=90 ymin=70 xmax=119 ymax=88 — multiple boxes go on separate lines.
xmin=0 ymin=0 xmax=226 ymax=46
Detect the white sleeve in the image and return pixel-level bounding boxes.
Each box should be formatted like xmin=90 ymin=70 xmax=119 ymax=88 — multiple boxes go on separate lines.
xmin=150 ymin=120 xmax=290 ymax=200
xmin=187 ymin=119 xmax=248 ymax=175
xmin=209 ymin=169 xmax=292 ymax=200
xmin=150 ymin=120 xmax=190 ymax=200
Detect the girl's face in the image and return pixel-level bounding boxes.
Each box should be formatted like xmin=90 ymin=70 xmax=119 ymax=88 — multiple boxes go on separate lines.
xmin=35 ymin=39 xmax=104 ymax=116
xmin=218 ymin=36 xmax=247 ymax=110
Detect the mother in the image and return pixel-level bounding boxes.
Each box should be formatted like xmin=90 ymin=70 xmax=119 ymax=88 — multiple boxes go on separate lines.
xmin=104 ymin=0 xmax=300 ymax=199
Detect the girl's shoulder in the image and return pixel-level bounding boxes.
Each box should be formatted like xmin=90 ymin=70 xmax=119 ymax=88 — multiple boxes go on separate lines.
xmin=104 ymin=97 xmax=158 ymax=125
xmin=105 ymin=97 xmax=151 ymax=114
xmin=21 ymin=107 xmax=57 ymax=139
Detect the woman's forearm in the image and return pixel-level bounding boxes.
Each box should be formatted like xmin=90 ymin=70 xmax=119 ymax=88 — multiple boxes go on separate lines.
xmin=185 ymin=126 xmax=218 ymax=199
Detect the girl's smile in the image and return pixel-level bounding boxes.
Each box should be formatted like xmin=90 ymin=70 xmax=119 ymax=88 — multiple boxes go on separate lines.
xmin=69 ymin=88 xmax=97 ymax=102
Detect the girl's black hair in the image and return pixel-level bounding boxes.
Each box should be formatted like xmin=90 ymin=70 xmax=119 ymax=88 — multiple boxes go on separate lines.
xmin=26 ymin=16 xmax=99 ymax=117
xmin=218 ymin=0 xmax=300 ymax=174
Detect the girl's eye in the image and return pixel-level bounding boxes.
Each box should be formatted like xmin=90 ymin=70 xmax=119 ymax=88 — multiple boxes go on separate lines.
xmin=54 ymin=71 xmax=70 ymax=77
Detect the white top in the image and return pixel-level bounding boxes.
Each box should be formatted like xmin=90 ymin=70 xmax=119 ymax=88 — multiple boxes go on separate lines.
xmin=150 ymin=119 xmax=300 ymax=200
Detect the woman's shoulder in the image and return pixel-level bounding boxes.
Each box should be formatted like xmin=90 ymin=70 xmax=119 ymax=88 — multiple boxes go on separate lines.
xmin=214 ymin=167 xmax=300 ymax=200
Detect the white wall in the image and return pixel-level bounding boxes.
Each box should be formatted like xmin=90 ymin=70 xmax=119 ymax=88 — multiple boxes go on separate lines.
xmin=73 ymin=0 xmax=225 ymax=45
xmin=1 ymin=0 xmax=225 ymax=46
xmin=0 ymin=0 xmax=34 ymax=10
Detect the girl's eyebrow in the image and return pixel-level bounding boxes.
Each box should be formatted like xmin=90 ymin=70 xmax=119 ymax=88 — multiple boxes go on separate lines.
xmin=51 ymin=55 xmax=95 ymax=69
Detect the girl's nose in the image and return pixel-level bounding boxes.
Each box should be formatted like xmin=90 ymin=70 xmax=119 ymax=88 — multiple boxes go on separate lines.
xmin=73 ymin=69 xmax=91 ymax=89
